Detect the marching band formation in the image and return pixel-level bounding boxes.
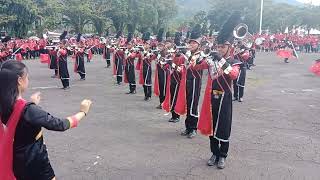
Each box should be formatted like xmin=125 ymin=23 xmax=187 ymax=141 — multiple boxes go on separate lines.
xmin=0 ymin=11 xmax=320 ymax=174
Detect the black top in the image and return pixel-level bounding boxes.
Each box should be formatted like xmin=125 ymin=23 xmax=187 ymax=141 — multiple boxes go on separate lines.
xmin=14 ymin=103 xmax=70 ymax=149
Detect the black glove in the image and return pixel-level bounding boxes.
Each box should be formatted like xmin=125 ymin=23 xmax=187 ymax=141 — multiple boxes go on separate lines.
xmin=210 ymin=51 xmax=222 ymax=61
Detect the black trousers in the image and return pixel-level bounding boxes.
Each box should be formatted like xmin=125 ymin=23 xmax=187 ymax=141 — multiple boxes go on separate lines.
xmin=185 ymin=116 xmax=198 ymax=132
xmin=129 ymin=84 xmax=136 ymax=93
xmin=209 ymin=137 xmax=229 ymax=158
xmin=159 ymin=96 xmax=165 ymax=105
xmin=209 ymin=92 xmax=232 ymax=158
xmin=157 ymin=66 xmax=167 ymax=105
xmin=143 ymin=85 xmax=152 ymax=98
xmin=172 ymin=111 xmax=180 ymax=119
xmin=170 ymin=78 xmax=180 ymax=119
xmin=78 ymin=72 xmax=85 ymax=79
xmin=117 ymin=76 xmax=122 ymax=84
xmin=185 ymin=79 xmax=201 ymax=131
xmin=233 ymin=82 xmax=244 ymax=99
xmin=61 ymin=79 xmax=69 ymax=88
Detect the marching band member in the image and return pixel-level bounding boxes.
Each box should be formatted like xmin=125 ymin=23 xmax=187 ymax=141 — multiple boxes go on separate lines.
xmin=154 ymin=42 xmax=170 ymax=109
xmin=194 ymin=12 xmax=241 ymax=169
xmin=140 ymin=44 xmax=157 ymax=101
xmin=276 ymin=39 xmax=298 ymax=63
xmin=124 ymin=42 xmax=137 ymax=94
xmin=57 ymin=41 xmax=70 ymax=90
xmin=48 ymin=45 xmax=58 ymax=78
xmin=74 ymin=41 xmax=86 ymax=80
xmin=233 ymin=43 xmax=251 ymax=102
xmin=162 ymin=46 xmax=186 ymax=123
xmin=0 ymin=48 xmax=11 ymax=65
xmin=103 ymin=43 xmax=112 ymax=68
xmin=180 ymin=29 xmax=205 ymax=139
xmin=113 ymin=45 xmax=125 ymax=85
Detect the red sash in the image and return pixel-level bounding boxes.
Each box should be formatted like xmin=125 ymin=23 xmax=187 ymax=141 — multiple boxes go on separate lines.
xmin=0 ymin=99 xmax=27 ymax=180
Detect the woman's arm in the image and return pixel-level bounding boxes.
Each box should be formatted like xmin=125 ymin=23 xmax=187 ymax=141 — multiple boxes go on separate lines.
xmin=28 ymin=93 xmax=92 ymax=131
xmin=24 ymin=104 xmax=74 ymax=131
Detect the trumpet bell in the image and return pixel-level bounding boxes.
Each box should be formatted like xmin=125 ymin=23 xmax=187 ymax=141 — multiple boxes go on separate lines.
xmin=233 ymin=23 xmax=254 ymax=48
xmin=233 ymin=23 xmax=248 ymax=39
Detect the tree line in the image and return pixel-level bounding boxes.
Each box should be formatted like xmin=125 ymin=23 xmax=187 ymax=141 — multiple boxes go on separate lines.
xmin=1 ymin=0 xmax=320 ymax=38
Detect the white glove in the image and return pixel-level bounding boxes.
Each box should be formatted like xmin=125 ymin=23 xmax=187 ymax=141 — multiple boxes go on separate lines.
xmin=172 ymin=63 xmax=176 ymax=68
xmin=206 ymin=58 xmax=215 ymax=66
xmin=218 ymin=58 xmax=226 ymax=68
xmin=218 ymin=58 xmax=232 ymax=74
xmin=185 ymin=51 xmax=192 ymax=58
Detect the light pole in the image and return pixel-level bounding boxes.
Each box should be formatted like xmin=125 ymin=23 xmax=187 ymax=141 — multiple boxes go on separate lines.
xmin=259 ymin=0 xmax=264 ymax=35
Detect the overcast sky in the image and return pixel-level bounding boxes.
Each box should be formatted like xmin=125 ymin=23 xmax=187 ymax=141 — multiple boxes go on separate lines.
xmin=297 ymin=0 xmax=320 ymax=5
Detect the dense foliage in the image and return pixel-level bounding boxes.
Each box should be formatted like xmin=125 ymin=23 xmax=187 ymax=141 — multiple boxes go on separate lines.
xmin=1 ymin=0 xmax=319 ymax=37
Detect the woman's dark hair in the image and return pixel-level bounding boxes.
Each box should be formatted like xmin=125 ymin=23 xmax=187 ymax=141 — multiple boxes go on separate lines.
xmin=0 ymin=60 xmax=28 ymax=124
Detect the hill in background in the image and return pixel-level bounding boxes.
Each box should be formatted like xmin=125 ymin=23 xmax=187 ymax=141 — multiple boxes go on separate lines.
xmin=175 ymin=0 xmax=303 ymax=19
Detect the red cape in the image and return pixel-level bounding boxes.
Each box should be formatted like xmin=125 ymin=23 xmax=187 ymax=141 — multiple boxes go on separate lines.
xmin=113 ymin=52 xmax=117 ymax=76
xmin=154 ymin=66 xmax=160 ymax=96
xmin=135 ymin=53 xmax=142 ymax=70
xmin=197 ymin=77 xmax=214 ymax=136
xmin=174 ymin=68 xmax=187 ymax=115
xmin=138 ymin=59 xmax=144 ymax=85
xmin=162 ymin=72 xmax=172 ymax=112
xmin=123 ymin=58 xmax=129 ymax=83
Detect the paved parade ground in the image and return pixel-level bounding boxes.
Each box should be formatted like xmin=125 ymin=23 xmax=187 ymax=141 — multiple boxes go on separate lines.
xmin=23 ymin=52 xmax=320 ymax=180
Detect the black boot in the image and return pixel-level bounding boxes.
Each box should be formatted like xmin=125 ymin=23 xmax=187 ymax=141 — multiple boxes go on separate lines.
xmin=187 ymin=130 xmax=197 ymax=139
xmin=207 ymin=154 xmax=218 ymax=166
xmin=217 ymin=157 xmax=226 ymax=169
xmin=180 ymin=129 xmax=190 ymax=136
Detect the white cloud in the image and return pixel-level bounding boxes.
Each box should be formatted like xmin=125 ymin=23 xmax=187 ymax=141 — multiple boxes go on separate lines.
xmin=296 ymin=0 xmax=320 ymax=5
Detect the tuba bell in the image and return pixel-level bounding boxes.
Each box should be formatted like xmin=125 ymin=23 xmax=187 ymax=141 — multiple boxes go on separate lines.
xmin=44 ymin=31 xmax=61 ymax=43
xmin=233 ymin=23 xmax=254 ymax=48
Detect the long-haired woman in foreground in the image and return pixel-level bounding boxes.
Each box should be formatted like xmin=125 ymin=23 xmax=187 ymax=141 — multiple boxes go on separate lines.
xmin=0 ymin=60 xmax=92 ymax=180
